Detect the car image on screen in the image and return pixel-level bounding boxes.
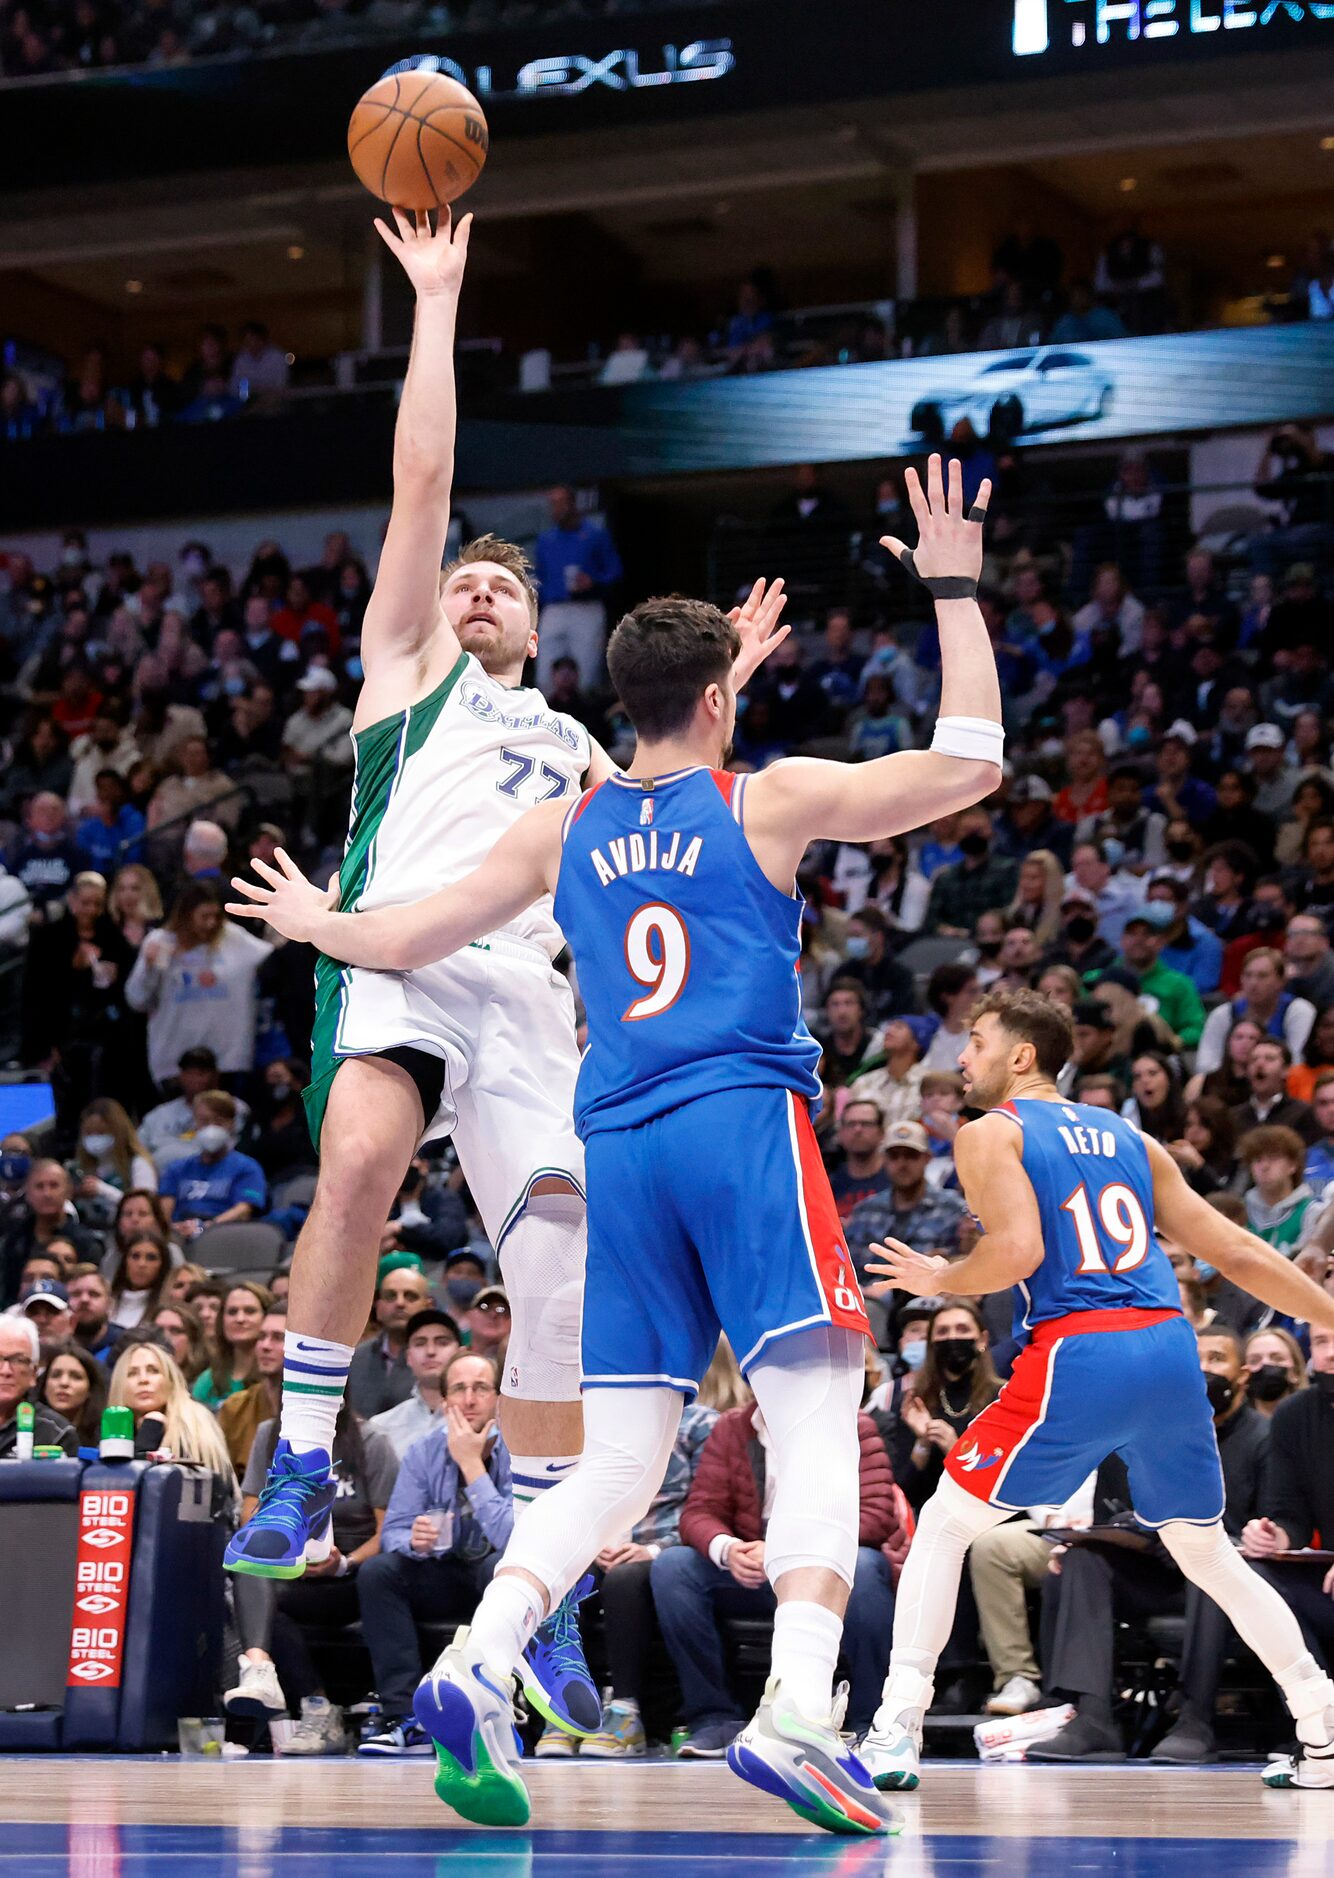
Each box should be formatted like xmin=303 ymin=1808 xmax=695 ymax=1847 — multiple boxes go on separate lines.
xmin=909 ymin=347 xmax=1115 ymax=445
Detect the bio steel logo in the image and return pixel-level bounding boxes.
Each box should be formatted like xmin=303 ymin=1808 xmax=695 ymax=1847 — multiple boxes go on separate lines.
xmin=67 ymin=1489 xmax=136 ymax=1690
xmin=1014 ymin=0 xmax=1333 ymax=55
xmin=430 ymin=39 xmax=735 ymax=100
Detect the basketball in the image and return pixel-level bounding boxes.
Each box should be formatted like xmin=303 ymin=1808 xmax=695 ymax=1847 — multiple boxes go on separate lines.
xmin=347 ymin=62 xmax=488 ymax=211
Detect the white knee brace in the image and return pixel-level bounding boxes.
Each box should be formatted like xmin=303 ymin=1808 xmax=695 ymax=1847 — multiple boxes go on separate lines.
xmin=497 ymin=1190 xmax=587 ymax=1403
xmin=748 ymin=1325 xmax=866 ymax=1590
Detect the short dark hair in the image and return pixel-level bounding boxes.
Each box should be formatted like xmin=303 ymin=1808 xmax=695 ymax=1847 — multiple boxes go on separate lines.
xmin=826 ymin=976 xmax=867 ymax=1009
xmin=1197 ymin=1323 xmax=1243 ymax=1359
xmin=927 ymin=961 xmax=977 ymax=1016
xmin=972 ymin=987 xmax=1074 ymax=1081
xmin=606 ymin=596 xmax=740 ymax=742
xmin=1250 ymin=1034 xmax=1292 ymax=1065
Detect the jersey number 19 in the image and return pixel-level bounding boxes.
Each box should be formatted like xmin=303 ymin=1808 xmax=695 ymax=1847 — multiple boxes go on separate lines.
xmin=1060 ymin=1181 xmax=1150 ymax=1276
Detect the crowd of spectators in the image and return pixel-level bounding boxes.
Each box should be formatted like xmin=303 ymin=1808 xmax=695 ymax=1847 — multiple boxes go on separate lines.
xmin=2 ymin=429 xmax=1334 ymax=1764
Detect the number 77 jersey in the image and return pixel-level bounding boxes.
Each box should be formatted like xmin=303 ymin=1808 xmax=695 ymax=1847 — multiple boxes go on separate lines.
xmin=998 ymin=1098 xmax=1181 ymax=1339
xmin=553 ymin=767 xmax=822 ymax=1142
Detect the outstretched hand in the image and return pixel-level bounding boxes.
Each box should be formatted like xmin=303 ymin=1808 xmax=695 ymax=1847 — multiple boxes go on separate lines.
xmin=882 ymin=455 xmax=990 ymax=590
xmin=374 ymin=204 xmax=473 ymax=299
xmin=227 ymin=849 xmax=336 ymax=945
xmin=863 ymin=1236 xmax=949 ymax=1300
xmin=729 ymin=576 xmax=789 ymax=689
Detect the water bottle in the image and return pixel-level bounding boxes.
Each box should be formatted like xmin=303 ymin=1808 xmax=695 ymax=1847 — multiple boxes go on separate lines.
xmin=15 ymin=1401 xmax=33 ymax=1462
xmin=99 ymin=1405 xmax=135 ymax=1461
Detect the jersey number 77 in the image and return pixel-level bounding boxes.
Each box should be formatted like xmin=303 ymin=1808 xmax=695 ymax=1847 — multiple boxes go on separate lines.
xmin=622 ymin=904 xmax=691 ymax=1022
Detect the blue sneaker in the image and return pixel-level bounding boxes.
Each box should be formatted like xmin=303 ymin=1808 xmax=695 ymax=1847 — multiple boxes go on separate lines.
xmin=519 ymin=1573 xmax=601 ymax=1737
xmin=224 ymin=1440 xmax=336 ymax=1580
xmin=414 ymin=1628 xmax=530 ymax=1827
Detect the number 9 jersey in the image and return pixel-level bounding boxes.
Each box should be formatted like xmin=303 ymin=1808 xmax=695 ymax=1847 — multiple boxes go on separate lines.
xmin=555 ymin=767 xmax=821 ymax=1141
xmin=998 ymin=1098 xmax=1181 ymax=1340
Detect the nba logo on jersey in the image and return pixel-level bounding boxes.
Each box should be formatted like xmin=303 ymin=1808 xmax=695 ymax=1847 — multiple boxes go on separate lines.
xmin=640 ymin=798 xmax=654 ymax=827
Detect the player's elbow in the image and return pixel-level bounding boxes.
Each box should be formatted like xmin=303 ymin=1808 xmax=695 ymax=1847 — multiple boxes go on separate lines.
xmin=951 ymin=757 xmax=1004 ymax=806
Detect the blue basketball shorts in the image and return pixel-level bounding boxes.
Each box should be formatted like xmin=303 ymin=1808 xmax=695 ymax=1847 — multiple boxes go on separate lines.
xmin=946 ymin=1308 xmax=1225 ymax=1528
xmin=580 ymin=1085 xmax=870 ymax=1396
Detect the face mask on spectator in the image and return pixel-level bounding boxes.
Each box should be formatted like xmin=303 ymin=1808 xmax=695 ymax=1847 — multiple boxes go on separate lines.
xmin=224 ymin=675 xmax=246 ymax=697
xmin=0 ymin=1153 xmax=30 ymax=1184
xmin=976 ymin=937 xmax=1002 ymax=958
xmin=246 ymin=627 xmax=270 ymax=647
xmin=268 ymin=1081 xmax=293 ymax=1104
xmin=900 ymin=1338 xmax=927 ymax=1371
xmin=936 ymin=1338 xmax=977 ymax=1378
xmin=1195 ymin=1261 xmax=1218 ymax=1284
xmin=445 ymin=1276 xmax=480 ymax=1310
xmin=1102 ymin=837 xmax=1126 ymax=868
xmin=1166 ymin=839 xmax=1195 ymax=862
xmin=82 ymin=1132 xmax=115 ymax=1158
xmin=1248 ymin=1364 xmax=1289 ymax=1402
xmin=1126 ymin=726 xmax=1151 ymax=751
xmin=1204 ymin=1372 xmax=1236 ymax=1417
xmin=959 ymin=832 xmax=989 ymax=859
xmin=844 ymin=935 xmax=870 ymax=960
xmin=1313 ymin=1371 xmax=1334 ymax=1402
xmin=196 ymin=1124 xmax=231 ymax=1156
xmin=1066 ymin=916 xmax=1096 ymax=944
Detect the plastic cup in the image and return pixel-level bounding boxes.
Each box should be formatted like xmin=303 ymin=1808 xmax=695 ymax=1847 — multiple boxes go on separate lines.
xmin=425 ymin=1508 xmax=454 ymax=1556
xmin=177 ymin=1717 xmax=226 ymax=1758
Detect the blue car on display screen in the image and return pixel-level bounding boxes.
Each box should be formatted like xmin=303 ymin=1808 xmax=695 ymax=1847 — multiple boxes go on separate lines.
xmin=910 ymin=347 xmax=1115 ymax=445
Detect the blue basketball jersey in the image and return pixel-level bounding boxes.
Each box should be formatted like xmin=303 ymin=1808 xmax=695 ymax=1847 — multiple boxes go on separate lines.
xmin=553 ymin=767 xmax=821 ymax=1139
xmin=999 ymin=1097 xmax=1180 ymax=1337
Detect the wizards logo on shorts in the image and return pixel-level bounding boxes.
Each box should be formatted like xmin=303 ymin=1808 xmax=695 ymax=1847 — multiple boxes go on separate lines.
xmin=954 ymin=1440 xmax=1002 ymax=1473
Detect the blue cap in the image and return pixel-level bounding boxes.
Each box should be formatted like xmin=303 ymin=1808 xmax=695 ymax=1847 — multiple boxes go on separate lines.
xmin=22 ymin=1278 xmax=69 ymax=1311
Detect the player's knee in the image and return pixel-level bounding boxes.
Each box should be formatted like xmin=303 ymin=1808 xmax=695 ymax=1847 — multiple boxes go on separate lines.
xmin=1158 ymin=1518 xmax=1229 ymax=1574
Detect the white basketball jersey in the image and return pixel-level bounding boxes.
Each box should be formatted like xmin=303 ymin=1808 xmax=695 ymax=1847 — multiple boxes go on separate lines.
xmin=347 ymin=652 xmax=591 ymax=957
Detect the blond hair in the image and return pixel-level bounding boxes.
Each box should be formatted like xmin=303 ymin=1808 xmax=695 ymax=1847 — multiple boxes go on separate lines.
xmin=441 ymin=534 xmax=539 ymax=626
xmin=108 ymin=1340 xmax=237 ymax=1488
xmin=697 ymin=1336 xmax=751 ymax=1412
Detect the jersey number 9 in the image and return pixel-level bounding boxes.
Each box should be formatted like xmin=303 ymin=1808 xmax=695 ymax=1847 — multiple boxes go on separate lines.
xmin=622 ymin=903 xmax=691 ymax=1022
xmin=1061 ymin=1180 xmax=1150 ymax=1276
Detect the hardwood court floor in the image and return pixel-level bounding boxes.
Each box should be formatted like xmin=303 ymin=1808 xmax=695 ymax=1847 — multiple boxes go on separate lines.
xmin=1 ymin=1755 xmax=1328 ymax=1875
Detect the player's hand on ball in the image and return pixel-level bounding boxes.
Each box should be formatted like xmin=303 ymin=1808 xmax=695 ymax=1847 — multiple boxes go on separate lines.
xmin=728 ymin=576 xmax=790 ymax=689
xmin=864 ymin=1237 xmax=949 ymax=1299
xmin=227 ymin=849 xmax=335 ymax=944
xmin=881 ymin=455 xmax=990 ymax=587
xmin=374 ymin=204 xmax=473 ymax=300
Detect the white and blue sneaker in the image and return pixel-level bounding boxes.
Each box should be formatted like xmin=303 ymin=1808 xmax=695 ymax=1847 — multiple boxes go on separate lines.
xmin=728 ymin=1680 xmax=894 ymax=1837
xmin=357 ymin=1717 xmax=433 ymax=1757
xmin=224 ymin=1440 xmax=336 ymax=1580
xmin=858 ymin=1715 xmax=922 ymax=1792
xmin=414 ymin=1628 xmax=530 ymax=1827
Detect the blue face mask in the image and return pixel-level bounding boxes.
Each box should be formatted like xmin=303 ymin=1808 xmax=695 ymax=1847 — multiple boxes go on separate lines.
xmin=844 ymin=935 xmax=871 ymax=960
xmin=1102 ymin=837 xmax=1126 ymax=868
xmin=0 ymin=1153 xmax=30 ymax=1184
xmin=224 ymin=675 xmax=246 ymax=697
xmin=1195 ymin=1262 xmax=1218 ymax=1285
xmin=1126 ymin=726 xmax=1151 ymax=751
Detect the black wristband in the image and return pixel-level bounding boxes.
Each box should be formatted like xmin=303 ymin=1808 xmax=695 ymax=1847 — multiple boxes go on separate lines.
xmin=895 ymin=549 xmax=978 ymax=600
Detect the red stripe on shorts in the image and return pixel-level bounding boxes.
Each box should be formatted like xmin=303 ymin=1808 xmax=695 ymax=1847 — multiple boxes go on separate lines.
xmin=944 ymin=1332 xmax=1061 ymax=1505
xmin=790 ymin=1093 xmax=872 ymax=1341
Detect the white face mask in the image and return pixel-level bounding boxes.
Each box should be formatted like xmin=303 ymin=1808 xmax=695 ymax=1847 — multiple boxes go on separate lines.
xmin=81 ymin=1132 xmax=115 ymax=1158
xmin=195 ymin=1125 xmax=231 ymax=1156
xmin=900 ymin=1338 xmax=927 ymax=1371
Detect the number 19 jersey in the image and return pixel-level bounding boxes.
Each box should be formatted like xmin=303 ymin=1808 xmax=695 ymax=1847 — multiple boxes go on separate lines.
xmin=1000 ymin=1097 xmax=1180 ymax=1338
xmin=554 ymin=766 xmax=821 ymax=1140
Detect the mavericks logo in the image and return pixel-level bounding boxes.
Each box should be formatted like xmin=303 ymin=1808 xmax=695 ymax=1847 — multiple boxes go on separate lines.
xmin=954 ymin=1441 xmax=1003 ymax=1473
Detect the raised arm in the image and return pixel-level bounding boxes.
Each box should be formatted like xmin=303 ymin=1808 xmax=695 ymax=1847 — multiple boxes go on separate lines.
xmin=1145 ymin=1135 xmax=1334 ymax=1332
xmin=226 ymin=801 xmax=565 ymax=971
xmin=864 ymin=1112 xmax=1043 ymax=1300
xmin=743 ymin=457 xmax=1002 ymax=882
xmin=357 ymin=208 xmax=472 ymax=712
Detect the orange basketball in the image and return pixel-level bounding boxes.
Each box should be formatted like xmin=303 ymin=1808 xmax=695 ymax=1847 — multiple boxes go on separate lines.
xmin=347 ymin=64 xmax=488 ymax=211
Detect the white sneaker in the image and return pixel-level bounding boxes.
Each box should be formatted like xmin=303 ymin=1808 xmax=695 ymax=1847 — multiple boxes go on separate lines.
xmin=223 ymin=1654 xmax=286 ymax=1719
xmin=728 ymin=1680 xmax=893 ymax=1836
xmin=283 ymin=1695 xmax=346 ymax=1756
xmin=859 ymin=1715 xmax=922 ymax=1793
xmin=986 ymin=1675 xmax=1043 ymax=1717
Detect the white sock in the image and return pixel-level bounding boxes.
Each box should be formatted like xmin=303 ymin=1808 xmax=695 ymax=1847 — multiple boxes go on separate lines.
xmin=508 ymin=1453 xmax=580 ymax=1517
xmin=771 ymin=1601 xmax=842 ymax=1723
xmin=279 ymin=1331 xmax=354 ymax=1455
xmin=465 ymin=1573 xmax=547 ymax=1682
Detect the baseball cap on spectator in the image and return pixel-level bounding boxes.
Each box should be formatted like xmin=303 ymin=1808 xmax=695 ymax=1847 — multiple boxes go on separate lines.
xmin=1245 ymin=724 xmax=1286 ymax=752
xmin=1163 ymin=720 xmax=1197 ymax=747
xmin=1097 ymin=965 xmax=1142 ymax=996
xmin=884 ymin=1121 xmax=930 ymax=1154
xmin=444 ymin=1248 xmax=485 ymax=1271
xmin=296 ymin=667 xmax=338 ymax=694
xmin=1073 ymin=999 xmax=1116 ymax=1032
xmin=404 ymin=1307 xmax=461 ymax=1344
xmin=1123 ymin=904 xmax=1173 ymax=932
xmin=376 ymin=1251 xmax=425 ymax=1287
xmin=22 ymin=1278 xmax=69 ymax=1313
xmin=1009 ymin=775 xmax=1053 ymax=804
xmin=257 ymin=822 xmax=286 ymax=844
xmin=893 ymin=1015 xmax=938 ymax=1053
xmin=894 ymin=1295 xmax=941 ymax=1337
xmin=470 ymin=1285 xmax=509 ymax=1311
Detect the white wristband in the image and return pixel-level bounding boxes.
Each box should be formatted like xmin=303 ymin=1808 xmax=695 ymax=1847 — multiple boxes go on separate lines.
xmin=931 ymin=716 xmax=1005 ymax=765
